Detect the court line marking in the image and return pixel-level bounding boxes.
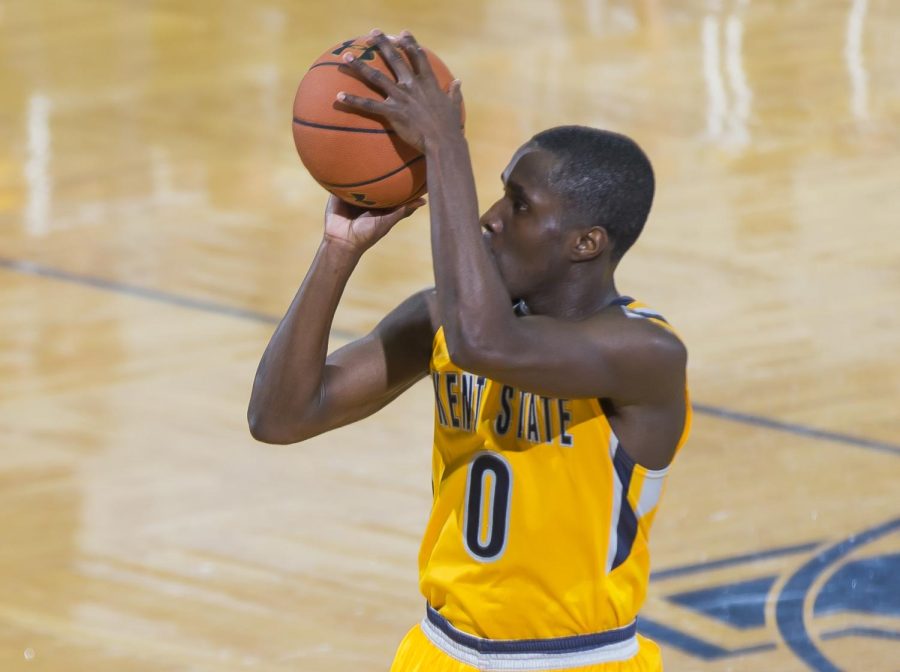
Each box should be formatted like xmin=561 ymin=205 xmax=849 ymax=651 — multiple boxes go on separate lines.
xmin=2 ymin=256 xmax=898 ymax=458
xmin=0 ymin=257 xmax=359 ymax=339
xmin=651 ymin=541 xmax=821 ymax=581
xmin=648 ymin=522 xmax=900 ymax=668
xmin=693 ymin=403 xmax=900 ymax=457
xmin=636 ymin=617 xmax=776 ymax=660
xmin=820 ymin=626 xmax=900 ymax=642
xmin=775 ymin=516 xmax=900 ymax=672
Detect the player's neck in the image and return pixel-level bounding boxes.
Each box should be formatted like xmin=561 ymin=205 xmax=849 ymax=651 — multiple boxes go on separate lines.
xmin=523 ymin=266 xmax=619 ymax=319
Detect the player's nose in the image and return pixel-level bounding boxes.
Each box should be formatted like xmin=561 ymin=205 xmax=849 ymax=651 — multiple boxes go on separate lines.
xmin=480 ymin=205 xmax=503 ymax=235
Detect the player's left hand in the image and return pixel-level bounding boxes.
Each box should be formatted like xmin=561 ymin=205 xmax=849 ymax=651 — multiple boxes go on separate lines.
xmin=336 ymin=30 xmax=463 ymax=153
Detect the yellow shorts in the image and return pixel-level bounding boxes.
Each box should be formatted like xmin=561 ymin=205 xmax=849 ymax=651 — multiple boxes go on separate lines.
xmin=390 ymin=607 xmax=662 ymax=672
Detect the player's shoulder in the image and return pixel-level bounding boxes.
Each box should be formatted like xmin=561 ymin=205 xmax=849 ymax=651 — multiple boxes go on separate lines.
xmin=591 ymin=296 xmax=687 ymax=368
xmin=578 ymin=298 xmax=687 ymax=406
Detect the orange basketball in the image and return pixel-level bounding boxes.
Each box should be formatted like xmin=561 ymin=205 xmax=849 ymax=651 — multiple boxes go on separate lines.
xmin=292 ymin=36 xmax=462 ymax=209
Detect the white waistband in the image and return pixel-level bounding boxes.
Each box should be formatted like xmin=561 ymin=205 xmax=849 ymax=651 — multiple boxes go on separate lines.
xmin=420 ymin=615 xmax=639 ymax=671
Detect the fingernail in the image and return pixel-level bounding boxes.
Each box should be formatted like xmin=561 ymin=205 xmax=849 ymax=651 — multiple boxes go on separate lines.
xmin=336 ymin=92 xmax=346 ymax=101
xmin=370 ymin=28 xmax=383 ymax=36
xmin=343 ymin=53 xmax=354 ymax=62
xmin=401 ymin=30 xmax=412 ymax=37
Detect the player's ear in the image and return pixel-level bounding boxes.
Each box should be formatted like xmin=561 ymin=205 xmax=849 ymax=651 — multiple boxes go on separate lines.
xmin=570 ymin=226 xmax=608 ymax=262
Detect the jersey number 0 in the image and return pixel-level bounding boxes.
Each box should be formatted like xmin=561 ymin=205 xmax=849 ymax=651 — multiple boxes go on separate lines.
xmin=463 ymin=453 xmax=512 ymax=561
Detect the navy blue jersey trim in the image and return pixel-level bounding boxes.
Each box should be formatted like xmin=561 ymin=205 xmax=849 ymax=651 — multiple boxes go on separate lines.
xmin=612 ymin=296 xmax=670 ymax=324
xmin=628 ymin=308 xmax=669 ymax=324
xmin=425 ymin=605 xmax=636 ymax=654
xmin=611 ymin=446 xmax=639 ymax=571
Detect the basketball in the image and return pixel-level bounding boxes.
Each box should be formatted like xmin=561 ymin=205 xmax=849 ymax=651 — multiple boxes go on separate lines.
xmin=292 ymin=36 xmax=462 ymax=209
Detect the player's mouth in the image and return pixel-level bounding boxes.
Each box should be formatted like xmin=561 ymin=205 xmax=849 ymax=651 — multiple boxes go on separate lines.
xmin=482 ymin=230 xmax=496 ymax=254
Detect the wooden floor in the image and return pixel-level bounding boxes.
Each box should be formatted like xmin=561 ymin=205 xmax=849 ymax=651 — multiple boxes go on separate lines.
xmin=1 ymin=1 xmax=899 ymax=670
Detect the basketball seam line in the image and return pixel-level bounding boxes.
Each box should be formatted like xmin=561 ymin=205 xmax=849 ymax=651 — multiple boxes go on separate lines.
xmin=317 ymin=155 xmax=425 ymax=189
xmin=308 ymin=61 xmax=355 ymax=70
xmin=292 ymin=117 xmax=396 ymax=135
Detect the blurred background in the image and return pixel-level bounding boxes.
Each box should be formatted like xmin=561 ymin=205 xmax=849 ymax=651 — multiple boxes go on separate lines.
xmin=1 ymin=1 xmax=898 ymax=670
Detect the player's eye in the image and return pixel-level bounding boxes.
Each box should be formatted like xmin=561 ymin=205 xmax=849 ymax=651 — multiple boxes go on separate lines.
xmin=504 ymin=185 xmax=529 ymax=213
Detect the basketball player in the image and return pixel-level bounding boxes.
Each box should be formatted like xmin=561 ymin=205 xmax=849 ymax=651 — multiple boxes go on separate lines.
xmin=248 ymin=30 xmax=690 ymax=672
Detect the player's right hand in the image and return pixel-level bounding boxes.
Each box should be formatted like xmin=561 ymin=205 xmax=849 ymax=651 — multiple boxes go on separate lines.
xmin=323 ymin=194 xmax=426 ymax=254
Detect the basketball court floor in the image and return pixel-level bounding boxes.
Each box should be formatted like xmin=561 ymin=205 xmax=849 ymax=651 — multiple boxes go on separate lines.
xmin=1 ymin=1 xmax=898 ymax=670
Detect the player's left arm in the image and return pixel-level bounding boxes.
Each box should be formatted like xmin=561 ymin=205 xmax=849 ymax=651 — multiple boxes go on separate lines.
xmin=466 ymin=312 xmax=686 ymax=401
xmin=465 ymin=312 xmax=688 ymax=470
xmin=336 ymin=31 xmax=685 ymax=402
xmin=337 ymin=31 xmax=520 ymax=372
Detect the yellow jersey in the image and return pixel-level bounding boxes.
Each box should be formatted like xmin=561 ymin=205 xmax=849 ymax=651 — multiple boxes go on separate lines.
xmin=418 ymin=297 xmax=691 ymax=640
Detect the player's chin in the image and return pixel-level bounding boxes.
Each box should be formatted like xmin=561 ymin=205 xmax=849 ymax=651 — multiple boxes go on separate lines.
xmin=500 ymin=269 xmax=531 ymax=300
xmin=487 ymin=249 xmax=528 ymax=297
xmin=488 ymin=255 xmax=514 ymax=294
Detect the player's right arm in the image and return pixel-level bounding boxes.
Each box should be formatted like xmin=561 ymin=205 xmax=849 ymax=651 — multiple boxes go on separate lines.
xmin=247 ymin=195 xmax=434 ymax=445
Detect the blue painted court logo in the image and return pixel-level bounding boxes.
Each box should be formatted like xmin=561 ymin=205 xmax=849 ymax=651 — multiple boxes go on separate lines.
xmin=640 ymin=518 xmax=900 ymax=671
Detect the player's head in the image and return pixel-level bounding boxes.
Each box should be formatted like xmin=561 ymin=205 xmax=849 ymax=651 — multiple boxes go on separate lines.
xmin=531 ymin=126 xmax=655 ymax=262
xmin=480 ymin=125 xmax=655 ymax=301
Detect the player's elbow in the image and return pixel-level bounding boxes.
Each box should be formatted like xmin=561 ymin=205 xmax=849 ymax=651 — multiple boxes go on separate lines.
xmin=247 ymin=413 xmax=285 ymax=444
xmin=443 ymin=312 xmax=517 ymax=374
xmin=444 ymin=327 xmax=478 ymax=370
xmin=445 ymin=330 xmax=505 ymax=376
xmin=447 ymin=343 xmax=482 ymax=373
xmin=247 ymin=409 xmax=310 ymax=445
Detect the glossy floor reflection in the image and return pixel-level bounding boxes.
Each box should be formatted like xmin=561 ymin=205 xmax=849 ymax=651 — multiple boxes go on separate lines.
xmin=1 ymin=1 xmax=899 ymax=670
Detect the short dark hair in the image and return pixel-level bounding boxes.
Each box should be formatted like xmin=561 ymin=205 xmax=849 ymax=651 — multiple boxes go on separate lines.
xmin=531 ymin=126 xmax=655 ymax=261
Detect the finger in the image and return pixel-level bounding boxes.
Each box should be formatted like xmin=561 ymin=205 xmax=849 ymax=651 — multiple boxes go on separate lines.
xmin=449 ymin=79 xmax=463 ymax=108
xmin=398 ymin=31 xmax=435 ymax=79
xmin=389 ymin=198 xmax=427 ymax=219
xmin=336 ymin=91 xmax=392 ymax=117
xmin=381 ymin=198 xmax=427 ymax=225
xmin=339 ymin=53 xmax=400 ymax=97
xmin=368 ymin=30 xmax=414 ymax=83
